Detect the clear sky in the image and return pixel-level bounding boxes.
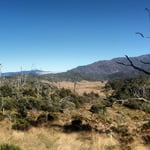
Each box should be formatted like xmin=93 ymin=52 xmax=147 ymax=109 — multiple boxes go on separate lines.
xmin=0 ymin=0 xmax=150 ymax=72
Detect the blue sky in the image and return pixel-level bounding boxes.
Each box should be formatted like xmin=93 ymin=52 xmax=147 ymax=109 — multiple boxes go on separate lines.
xmin=0 ymin=0 xmax=150 ymax=72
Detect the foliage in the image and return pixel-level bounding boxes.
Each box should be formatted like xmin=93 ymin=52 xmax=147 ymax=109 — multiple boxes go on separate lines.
xmin=12 ymin=118 xmax=30 ymax=131
xmin=0 ymin=143 xmax=22 ymax=150
xmin=123 ymin=100 xmax=150 ymax=113
xmin=0 ymin=85 xmax=13 ymax=97
xmin=106 ymin=76 xmax=150 ymax=100
xmin=90 ymin=100 xmax=112 ymax=114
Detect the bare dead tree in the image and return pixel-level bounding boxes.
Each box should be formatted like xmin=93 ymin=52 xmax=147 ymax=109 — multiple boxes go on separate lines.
xmin=116 ymin=55 xmax=150 ymax=75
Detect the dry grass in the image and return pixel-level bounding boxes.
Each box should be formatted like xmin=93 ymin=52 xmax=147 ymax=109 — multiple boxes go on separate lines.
xmin=0 ymin=121 xmax=119 ymax=150
xmin=52 ymin=80 xmax=106 ymax=97
xmin=0 ymin=119 xmax=149 ymax=150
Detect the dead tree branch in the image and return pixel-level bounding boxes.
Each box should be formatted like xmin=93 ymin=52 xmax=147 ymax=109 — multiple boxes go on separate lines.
xmin=114 ymin=97 xmax=150 ymax=105
xmin=116 ymin=55 xmax=150 ymax=75
xmin=140 ymin=60 xmax=150 ymax=64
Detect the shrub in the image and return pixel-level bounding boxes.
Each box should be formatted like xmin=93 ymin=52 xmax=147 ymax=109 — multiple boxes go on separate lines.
xmin=0 ymin=85 xmax=13 ymax=97
xmin=59 ymin=88 xmax=72 ymax=98
xmin=123 ymin=100 xmax=150 ymax=113
xmin=0 ymin=143 xmax=22 ymax=150
xmin=64 ymin=119 xmax=92 ymax=132
xmin=90 ymin=104 xmax=106 ymax=114
xmin=61 ymin=101 xmax=76 ymax=110
xmin=89 ymin=100 xmax=111 ymax=114
xmin=0 ymin=97 xmax=16 ymax=110
xmin=12 ymin=118 xmax=30 ymax=131
xmin=123 ymin=100 xmax=141 ymax=110
xmin=35 ymin=113 xmax=56 ymax=126
xmin=22 ymin=88 xmax=37 ymax=97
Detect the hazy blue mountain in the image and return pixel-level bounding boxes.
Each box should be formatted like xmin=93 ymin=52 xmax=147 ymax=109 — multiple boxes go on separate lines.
xmin=1 ymin=70 xmax=52 ymax=76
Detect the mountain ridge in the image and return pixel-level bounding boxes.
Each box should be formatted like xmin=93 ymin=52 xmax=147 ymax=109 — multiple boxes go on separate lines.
xmin=44 ymin=54 xmax=150 ymax=81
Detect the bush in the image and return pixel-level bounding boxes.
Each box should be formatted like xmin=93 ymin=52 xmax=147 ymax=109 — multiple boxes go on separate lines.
xmin=12 ymin=118 xmax=30 ymax=131
xmin=89 ymin=100 xmax=111 ymax=114
xmin=64 ymin=119 xmax=92 ymax=132
xmin=123 ymin=100 xmax=150 ymax=113
xmin=61 ymin=101 xmax=76 ymax=110
xmin=59 ymin=88 xmax=72 ymax=98
xmin=90 ymin=104 xmax=106 ymax=114
xmin=33 ymin=113 xmax=56 ymax=126
xmin=0 ymin=143 xmax=22 ymax=150
xmin=0 ymin=85 xmax=13 ymax=97
xmin=123 ymin=100 xmax=141 ymax=110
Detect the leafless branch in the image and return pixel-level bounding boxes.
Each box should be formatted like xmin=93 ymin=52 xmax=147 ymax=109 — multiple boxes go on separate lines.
xmin=140 ymin=60 xmax=150 ymax=64
xmin=117 ymin=55 xmax=150 ymax=75
xmin=136 ymin=32 xmax=150 ymax=38
xmin=114 ymin=97 xmax=150 ymax=105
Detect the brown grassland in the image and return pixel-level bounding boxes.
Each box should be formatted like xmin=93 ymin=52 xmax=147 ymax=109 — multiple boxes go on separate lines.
xmin=52 ymin=80 xmax=106 ymax=96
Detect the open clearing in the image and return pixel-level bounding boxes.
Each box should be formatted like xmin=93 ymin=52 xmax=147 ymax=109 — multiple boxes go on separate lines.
xmin=52 ymin=80 xmax=106 ymax=97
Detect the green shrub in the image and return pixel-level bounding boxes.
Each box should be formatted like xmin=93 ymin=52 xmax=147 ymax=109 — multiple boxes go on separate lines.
xmin=61 ymin=101 xmax=76 ymax=110
xmin=0 ymin=143 xmax=22 ymax=150
xmin=0 ymin=97 xmax=16 ymax=110
xmin=141 ymin=103 xmax=150 ymax=113
xmin=90 ymin=104 xmax=106 ymax=114
xmin=123 ymin=100 xmax=150 ymax=113
xmin=0 ymin=85 xmax=13 ymax=97
xmin=22 ymin=88 xmax=37 ymax=97
xmin=123 ymin=100 xmax=141 ymax=110
xmin=12 ymin=118 xmax=30 ymax=131
xmin=89 ymin=100 xmax=111 ymax=114
xmin=59 ymin=88 xmax=72 ymax=98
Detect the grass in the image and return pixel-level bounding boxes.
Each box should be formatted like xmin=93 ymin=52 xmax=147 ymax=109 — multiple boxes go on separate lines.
xmin=52 ymin=80 xmax=106 ymax=97
xmin=0 ymin=119 xmax=149 ymax=150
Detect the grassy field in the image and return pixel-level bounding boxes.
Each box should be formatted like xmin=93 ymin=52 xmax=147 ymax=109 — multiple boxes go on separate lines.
xmin=52 ymin=80 xmax=106 ymax=97
xmin=0 ymin=122 xmax=119 ymax=150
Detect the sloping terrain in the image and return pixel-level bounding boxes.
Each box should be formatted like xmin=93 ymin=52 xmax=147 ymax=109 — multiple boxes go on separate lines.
xmin=44 ymin=54 xmax=150 ymax=81
xmin=0 ymin=76 xmax=150 ymax=150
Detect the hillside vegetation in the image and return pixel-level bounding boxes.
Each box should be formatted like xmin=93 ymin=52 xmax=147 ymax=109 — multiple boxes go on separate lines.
xmin=0 ymin=75 xmax=149 ymax=150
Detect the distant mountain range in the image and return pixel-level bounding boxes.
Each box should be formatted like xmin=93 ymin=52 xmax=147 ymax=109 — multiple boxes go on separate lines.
xmin=44 ymin=54 xmax=150 ymax=81
xmin=1 ymin=70 xmax=52 ymax=76
xmin=2 ymin=54 xmax=150 ymax=81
